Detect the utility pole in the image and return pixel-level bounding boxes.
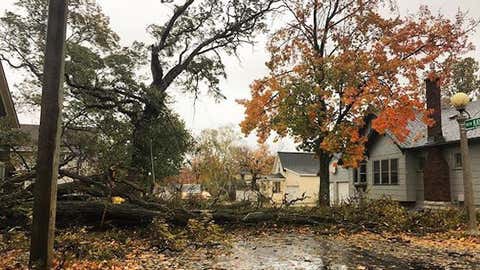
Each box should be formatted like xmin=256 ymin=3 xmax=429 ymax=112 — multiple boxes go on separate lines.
xmin=451 ymin=92 xmax=479 ymax=235
xmin=29 ymin=0 xmax=68 ymax=268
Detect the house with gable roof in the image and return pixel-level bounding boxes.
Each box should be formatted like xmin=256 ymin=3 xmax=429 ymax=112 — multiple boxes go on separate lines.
xmin=331 ymin=78 xmax=480 ymax=207
xmin=263 ymin=151 xmax=322 ymax=206
xmin=265 ymin=78 xmax=480 ymax=207
xmin=263 ymin=151 xmax=354 ymax=206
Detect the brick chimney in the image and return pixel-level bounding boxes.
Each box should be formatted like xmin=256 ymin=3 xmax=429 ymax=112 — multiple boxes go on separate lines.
xmin=425 ymin=77 xmax=444 ymax=143
xmin=423 ymin=77 xmax=451 ymax=202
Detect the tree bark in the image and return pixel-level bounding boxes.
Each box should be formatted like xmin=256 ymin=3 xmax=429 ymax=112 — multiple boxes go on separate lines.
xmin=56 ymin=201 xmax=163 ymax=226
xmin=54 ymin=201 xmax=334 ymax=227
xmin=29 ymin=1 xmax=67 ymax=268
xmin=250 ymin=173 xmax=259 ymax=191
xmin=129 ymin=47 xmax=166 ymax=180
xmin=130 ymin=103 xmax=159 ymax=175
xmin=318 ymin=150 xmax=330 ymax=206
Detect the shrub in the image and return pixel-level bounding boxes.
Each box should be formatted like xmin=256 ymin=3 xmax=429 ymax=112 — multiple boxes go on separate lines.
xmin=146 ymin=218 xmax=187 ymax=251
xmin=324 ymin=197 xmax=466 ymax=233
xmin=408 ymin=208 xmax=465 ymax=233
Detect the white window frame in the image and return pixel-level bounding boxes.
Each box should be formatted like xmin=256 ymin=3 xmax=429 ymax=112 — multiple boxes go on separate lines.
xmin=353 ymin=162 xmax=367 ymax=183
xmin=373 ymin=158 xmax=399 ymax=185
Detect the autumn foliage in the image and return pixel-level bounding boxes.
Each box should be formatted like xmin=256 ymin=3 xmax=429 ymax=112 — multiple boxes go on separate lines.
xmin=238 ymin=0 xmax=477 ymax=204
xmin=235 ymin=144 xmax=275 ymax=190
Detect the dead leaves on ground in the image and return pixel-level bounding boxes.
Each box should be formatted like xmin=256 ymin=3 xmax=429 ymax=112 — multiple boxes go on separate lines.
xmin=1 ymin=224 xmax=479 ymax=269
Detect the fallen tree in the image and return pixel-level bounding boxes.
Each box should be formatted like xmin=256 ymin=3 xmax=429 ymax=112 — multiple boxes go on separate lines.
xmin=1 ymin=169 xmax=333 ymax=229
xmin=53 ymin=200 xmax=335 ymax=228
xmin=1 ymin=169 xmax=467 ymax=235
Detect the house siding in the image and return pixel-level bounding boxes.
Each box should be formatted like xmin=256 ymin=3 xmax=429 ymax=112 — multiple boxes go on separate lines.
xmin=261 ymin=155 xmax=320 ymax=207
xmin=442 ymin=144 xmax=480 ymax=206
xmin=329 ymin=160 xmax=352 ymax=183
xmin=366 ymin=135 xmax=410 ymax=201
xmin=329 ymin=159 xmax=354 ymax=203
xmin=333 ymin=137 xmax=480 ymax=206
xmin=284 ymin=170 xmax=319 ymax=206
xmin=406 ymin=150 xmax=425 ymax=207
xmin=405 ymin=151 xmax=421 ymax=202
xmin=407 ymin=144 xmax=480 ymax=206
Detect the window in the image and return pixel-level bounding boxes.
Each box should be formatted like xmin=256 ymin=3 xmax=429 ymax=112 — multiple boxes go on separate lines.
xmin=454 ymin=153 xmax=462 ymax=168
xmin=353 ymin=162 xmax=367 ymax=183
xmin=373 ymin=158 xmax=399 ymax=185
xmin=272 ymin=182 xmax=281 ymax=193
xmin=373 ymin=161 xmax=380 ymax=184
xmin=381 ymin=160 xmax=389 ymax=184
xmin=359 ymin=162 xmax=367 ymax=183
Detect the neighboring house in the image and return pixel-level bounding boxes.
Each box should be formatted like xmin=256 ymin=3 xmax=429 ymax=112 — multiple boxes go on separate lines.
xmin=174 ymin=183 xmax=211 ymax=199
xmin=261 ymin=151 xmax=352 ymax=206
xmin=263 ymin=152 xmax=321 ymax=206
xmin=15 ymin=124 xmax=96 ymax=173
xmin=0 ymin=61 xmax=20 ymax=179
xmin=155 ymin=183 xmax=211 ymax=200
xmin=0 ymin=61 xmax=96 ymax=180
xmin=0 ymin=62 xmax=19 ymax=127
xmin=333 ymin=79 xmax=480 ymax=207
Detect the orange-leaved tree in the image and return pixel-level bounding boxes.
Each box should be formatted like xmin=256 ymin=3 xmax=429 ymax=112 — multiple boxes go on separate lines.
xmin=238 ymin=0 xmax=477 ymax=205
xmin=235 ymin=144 xmax=275 ymax=190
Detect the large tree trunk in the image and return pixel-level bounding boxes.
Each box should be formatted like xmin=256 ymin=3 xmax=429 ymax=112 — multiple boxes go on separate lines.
xmin=54 ymin=201 xmax=335 ymax=227
xmin=129 ymin=47 xmax=165 ymax=180
xmin=129 ymin=101 xmax=164 ymax=186
xmin=250 ymin=174 xmax=259 ymax=191
xmin=318 ymin=150 xmax=330 ymax=206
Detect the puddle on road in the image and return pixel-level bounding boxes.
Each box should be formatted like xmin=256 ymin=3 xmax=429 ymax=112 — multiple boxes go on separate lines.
xmin=180 ymin=231 xmax=476 ymax=269
xmin=213 ymin=233 xmax=358 ymax=270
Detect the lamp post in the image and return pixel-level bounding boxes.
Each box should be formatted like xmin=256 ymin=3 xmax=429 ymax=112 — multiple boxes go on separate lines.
xmin=451 ymin=92 xmax=478 ymax=234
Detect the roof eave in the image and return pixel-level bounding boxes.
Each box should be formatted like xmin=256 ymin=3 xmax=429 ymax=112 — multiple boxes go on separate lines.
xmin=404 ymin=137 xmax=480 ymax=150
xmin=284 ymin=168 xmax=317 ymax=177
xmin=0 ymin=62 xmax=20 ymax=128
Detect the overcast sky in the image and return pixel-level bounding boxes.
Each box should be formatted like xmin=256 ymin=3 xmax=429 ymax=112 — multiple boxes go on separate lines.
xmin=1 ymin=0 xmax=479 ymax=151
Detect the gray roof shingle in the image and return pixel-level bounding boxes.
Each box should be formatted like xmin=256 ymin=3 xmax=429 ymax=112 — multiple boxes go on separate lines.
xmin=275 ymin=101 xmax=480 ymax=173
xmin=389 ymin=100 xmax=480 ymax=148
xmin=278 ymin=152 xmax=319 ymax=175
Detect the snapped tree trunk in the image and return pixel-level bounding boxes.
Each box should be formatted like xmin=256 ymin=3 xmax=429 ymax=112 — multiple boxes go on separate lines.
xmin=318 ymin=150 xmax=330 ymax=206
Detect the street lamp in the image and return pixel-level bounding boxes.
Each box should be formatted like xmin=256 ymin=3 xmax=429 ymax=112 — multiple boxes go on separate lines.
xmin=451 ymin=92 xmax=479 ymax=234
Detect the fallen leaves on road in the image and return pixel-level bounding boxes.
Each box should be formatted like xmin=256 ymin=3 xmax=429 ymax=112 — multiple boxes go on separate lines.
xmin=2 ymin=223 xmax=479 ymax=269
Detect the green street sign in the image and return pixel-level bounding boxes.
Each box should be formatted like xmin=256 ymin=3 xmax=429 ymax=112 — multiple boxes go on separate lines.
xmin=465 ymin=118 xmax=480 ymax=130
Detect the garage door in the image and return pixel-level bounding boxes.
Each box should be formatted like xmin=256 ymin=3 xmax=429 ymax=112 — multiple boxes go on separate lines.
xmin=337 ymin=182 xmax=350 ymax=204
xmin=285 ymin=186 xmax=299 ymax=201
xmin=329 ymin=183 xmax=335 ymax=205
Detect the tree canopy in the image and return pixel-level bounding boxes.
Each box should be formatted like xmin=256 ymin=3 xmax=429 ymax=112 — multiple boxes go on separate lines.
xmin=0 ymin=0 xmax=280 ymax=186
xmin=239 ymin=0 xmax=477 ymax=205
xmin=446 ymin=57 xmax=480 ymax=98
